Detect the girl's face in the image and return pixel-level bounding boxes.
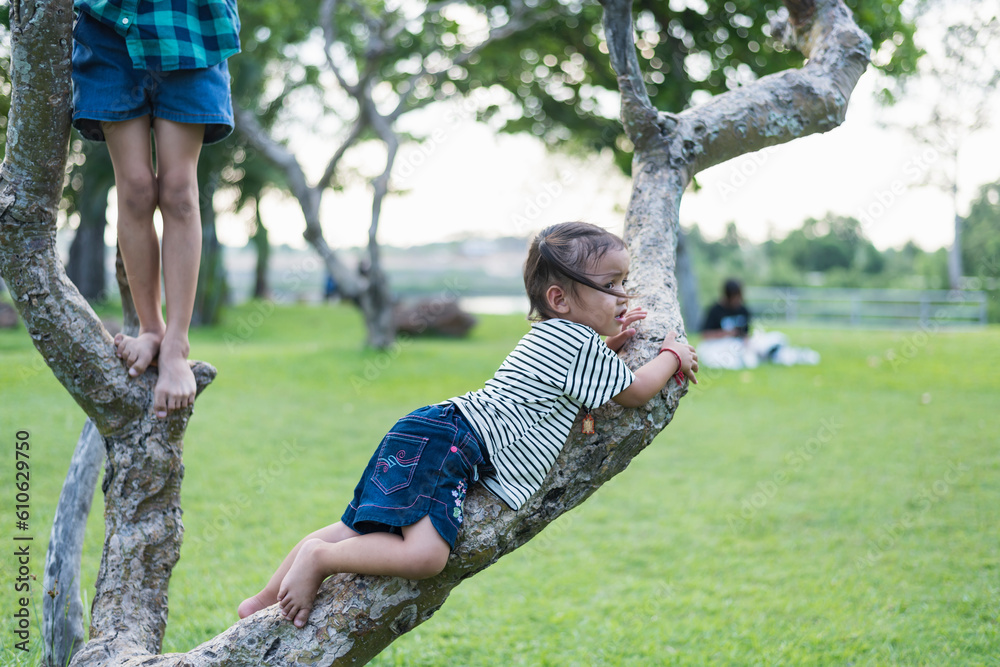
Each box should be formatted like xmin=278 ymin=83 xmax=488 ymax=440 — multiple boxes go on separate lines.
xmin=548 ymin=247 xmax=630 ymax=336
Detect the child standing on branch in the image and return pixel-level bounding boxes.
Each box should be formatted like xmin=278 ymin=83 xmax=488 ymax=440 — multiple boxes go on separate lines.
xmin=239 ymin=222 xmax=698 ymax=628
xmin=71 ymin=0 xmax=241 ymax=417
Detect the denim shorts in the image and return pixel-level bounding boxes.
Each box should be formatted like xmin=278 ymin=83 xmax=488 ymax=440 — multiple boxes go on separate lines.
xmin=71 ymin=12 xmax=234 ymax=145
xmin=342 ymin=403 xmax=486 ymax=548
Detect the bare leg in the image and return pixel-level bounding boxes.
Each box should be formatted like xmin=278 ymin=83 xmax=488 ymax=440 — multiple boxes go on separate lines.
xmin=238 ymin=521 xmax=361 ymax=619
xmin=104 ymin=118 xmax=164 ymax=377
xmin=150 ymin=119 xmax=204 ymax=418
xmin=277 ymin=515 xmax=451 ymax=628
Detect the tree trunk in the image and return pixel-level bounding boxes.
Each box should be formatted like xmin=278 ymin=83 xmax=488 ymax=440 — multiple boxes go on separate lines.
xmin=3 ymin=0 xmax=870 ymax=663
xmin=233 ymin=107 xmax=364 ymax=307
xmin=675 ymin=226 xmax=702 ymax=332
xmin=251 ymin=199 xmax=270 ymax=299
xmin=233 ymin=106 xmax=399 ymax=349
xmin=65 ymin=181 xmax=110 ymax=301
xmin=192 ymin=172 xmax=227 ymax=326
xmin=948 ymin=178 xmax=963 ymax=290
xmin=359 ymin=264 xmax=395 ymax=349
xmin=1 ymin=2 xmax=215 ymax=664
xmin=42 ymin=419 xmax=105 ymax=667
xmin=948 ymin=214 xmax=963 ymax=290
xmin=41 ymin=249 xmax=143 ymax=667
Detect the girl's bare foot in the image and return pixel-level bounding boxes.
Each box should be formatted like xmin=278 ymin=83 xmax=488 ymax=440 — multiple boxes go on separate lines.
xmin=238 ymin=592 xmax=275 ymax=619
xmin=154 ymin=336 xmax=196 ymax=418
xmin=114 ymin=330 xmax=163 ymax=378
xmin=277 ymin=538 xmax=329 ymax=628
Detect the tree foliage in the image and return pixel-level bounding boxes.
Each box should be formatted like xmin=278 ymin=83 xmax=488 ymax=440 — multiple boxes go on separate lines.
xmin=467 ymin=0 xmax=919 ymax=172
xmin=876 ymin=0 xmax=1000 ymax=288
xmin=961 ymin=181 xmax=1000 ymax=321
xmin=678 ymin=209 xmax=994 ymax=319
xmin=779 ymin=215 xmax=884 ymax=274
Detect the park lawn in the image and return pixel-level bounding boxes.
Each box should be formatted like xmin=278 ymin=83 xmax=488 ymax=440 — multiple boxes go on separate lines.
xmin=1 ymin=303 xmax=997 ymax=665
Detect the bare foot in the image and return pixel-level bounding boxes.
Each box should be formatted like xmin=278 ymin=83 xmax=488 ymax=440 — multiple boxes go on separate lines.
xmin=238 ymin=591 xmax=275 ymax=619
xmin=154 ymin=337 xmax=196 ymax=419
xmin=277 ymin=539 xmax=329 ymax=628
xmin=114 ymin=330 xmax=163 ymax=378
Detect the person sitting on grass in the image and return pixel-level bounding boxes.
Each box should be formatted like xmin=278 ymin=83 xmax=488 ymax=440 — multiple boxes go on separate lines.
xmin=71 ymin=0 xmax=241 ymax=417
xmin=698 ymin=278 xmax=819 ymax=368
xmin=238 ymin=221 xmax=699 ymax=628
xmin=701 ymin=278 xmax=751 ymax=340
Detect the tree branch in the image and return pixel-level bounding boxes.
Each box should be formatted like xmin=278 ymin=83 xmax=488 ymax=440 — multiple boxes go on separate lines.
xmin=320 ymin=0 xmax=361 ymax=95
xmin=364 ymin=91 xmax=398 ymax=250
xmin=599 ymin=0 xmax=659 ymax=151
xmin=670 ymin=0 xmax=870 ymax=178
xmin=67 ymin=372 xmax=687 ymax=666
xmin=318 ymin=118 xmax=366 ymax=191
xmin=3 ymin=0 xmax=73 ymax=223
xmin=0 ymin=0 xmax=150 ymax=434
xmin=388 ymin=2 xmax=553 ymax=122
xmin=233 ymin=105 xmax=364 ymax=299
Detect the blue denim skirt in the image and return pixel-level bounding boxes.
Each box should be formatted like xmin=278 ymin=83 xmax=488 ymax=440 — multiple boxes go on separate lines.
xmin=71 ymin=12 xmax=235 ymax=144
xmin=342 ymin=403 xmax=485 ymax=548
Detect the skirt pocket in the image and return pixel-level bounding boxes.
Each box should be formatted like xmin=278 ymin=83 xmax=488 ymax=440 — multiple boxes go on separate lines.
xmin=371 ymin=432 xmax=428 ymax=494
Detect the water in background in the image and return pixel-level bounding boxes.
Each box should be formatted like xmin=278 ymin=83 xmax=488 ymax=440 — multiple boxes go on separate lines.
xmin=459 ymin=296 xmax=529 ymax=316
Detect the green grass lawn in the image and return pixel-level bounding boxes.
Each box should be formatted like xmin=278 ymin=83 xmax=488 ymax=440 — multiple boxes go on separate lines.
xmin=1 ymin=303 xmax=998 ymax=665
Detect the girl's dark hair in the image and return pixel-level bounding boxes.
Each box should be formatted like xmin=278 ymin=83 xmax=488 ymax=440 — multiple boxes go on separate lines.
xmin=523 ymin=222 xmax=629 ymax=320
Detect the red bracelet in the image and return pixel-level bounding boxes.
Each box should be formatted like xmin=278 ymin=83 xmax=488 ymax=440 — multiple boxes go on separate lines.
xmin=659 ymin=347 xmax=687 ymax=385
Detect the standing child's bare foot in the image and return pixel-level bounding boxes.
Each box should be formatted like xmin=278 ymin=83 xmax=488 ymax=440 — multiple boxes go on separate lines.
xmin=114 ymin=329 xmax=163 ymax=378
xmin=154 ymin=335 xmax=196 ymax=418
xmin=238 ymin=592 xmax=275 ymax=619
xmin=277 ymin=539 xmax=330 ymax=628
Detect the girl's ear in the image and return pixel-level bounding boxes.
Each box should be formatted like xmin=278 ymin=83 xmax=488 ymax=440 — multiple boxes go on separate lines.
xmin=546 ymin=285 xmax=571 ymax=315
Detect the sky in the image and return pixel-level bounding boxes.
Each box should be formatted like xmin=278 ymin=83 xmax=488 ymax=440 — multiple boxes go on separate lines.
xmin=214 ymin=67 xmax=999 ymax=254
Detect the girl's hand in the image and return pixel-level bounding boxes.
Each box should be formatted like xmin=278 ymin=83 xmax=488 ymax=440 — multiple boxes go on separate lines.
xmin=606 ymin=307 xmax=648 ymax=352
xmin=660 ymin=332 xmax=699 ymax=383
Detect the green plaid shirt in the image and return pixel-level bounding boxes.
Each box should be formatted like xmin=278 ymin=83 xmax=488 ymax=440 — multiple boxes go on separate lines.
xmin=75 ymin=0 xmax=240 ymax=71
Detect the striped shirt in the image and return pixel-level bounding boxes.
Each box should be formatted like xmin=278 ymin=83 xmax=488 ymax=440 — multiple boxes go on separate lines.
xmin=448 ymin=319 xmax=635 ymax=510
xmin=76 ymin=0 xmax=240 ymax=71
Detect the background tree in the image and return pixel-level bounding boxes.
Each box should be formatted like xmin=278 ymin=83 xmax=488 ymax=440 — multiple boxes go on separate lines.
xmin=961 ymin=181 xmax=1000 ymax=321
xmin=468 ymin=0 xmax=915 ymax=172
xmin=64 ymin=141 xmax=114 ymax=302
xmin=778 ymin=214 xmax=883 ymax=275
xmin=193 ymin=159 xmax=227 ymax=325
xmin=880 ymin=0 xmax=1000 ymax=289
xmin=2 ymin=0 xmax=870 ymax=664
xmin=234 ymin=0 xmax=555 ymax=348
xmin=460 ymin=0 xmax=915 ymax=328
xmin=229 ymin=146 xmax=287 ymax=300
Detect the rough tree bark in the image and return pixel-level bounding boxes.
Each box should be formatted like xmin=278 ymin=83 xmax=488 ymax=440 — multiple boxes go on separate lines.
xmin=2 ymin=0 xmax=870 ymax=663
xmin=42 ymin=251 xmax=142 ymax=667
xmin=0 ymin=0 xmax=216 ymax=664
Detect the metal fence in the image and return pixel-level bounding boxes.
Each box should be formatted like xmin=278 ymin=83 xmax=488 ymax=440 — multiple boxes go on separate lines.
xmin=744 ymin=287 xmax=988 ymax=328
